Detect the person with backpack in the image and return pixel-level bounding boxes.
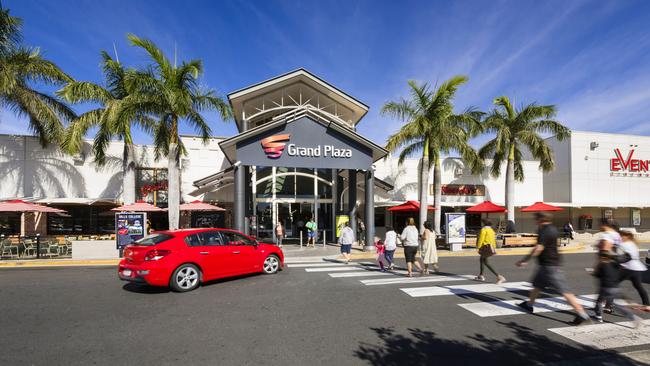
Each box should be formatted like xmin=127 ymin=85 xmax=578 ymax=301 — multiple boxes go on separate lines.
xmin=475 ymin=219 xmax=506 ymax=284
xmin=608 ymin=230 xmax=649 ymax=312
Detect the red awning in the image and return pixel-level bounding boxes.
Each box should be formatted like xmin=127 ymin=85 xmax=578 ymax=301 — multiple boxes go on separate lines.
xmin=387 ymin=200 xmax=435 ymax=212
xmin=466 ymin=201 xmax=507 ymax=213
xmin=180 ymin=200 xmax=225 ymax=211
xmin=521 ymin=202 xmax=564 ymax=212
xmin=111 ymin=200 xmax=167 ymax=212
xmin=0 ymin=199 xmax=67 ymax=213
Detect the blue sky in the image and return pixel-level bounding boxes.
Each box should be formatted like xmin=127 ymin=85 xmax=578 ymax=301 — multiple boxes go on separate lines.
xmin=2 ymin=0 xmax=650 ymax=148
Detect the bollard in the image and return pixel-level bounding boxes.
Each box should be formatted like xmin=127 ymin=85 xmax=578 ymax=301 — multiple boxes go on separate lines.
xmin=300 ymin=231 xmax=303 ymax=249
xmin=323 ymin=230 xmax=326 ymax=247
xmin=36 ymin=234 xmax=41 ymax=259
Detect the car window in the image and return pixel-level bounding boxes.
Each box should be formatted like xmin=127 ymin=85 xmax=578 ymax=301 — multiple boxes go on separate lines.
xmin=221 ymin=231 xmax=254 ymax=246
xmin=199 ymin=231 xmax=224 ymax=246
xmin=134 ymin=233 xmax=173 ymax=246
xmin=185 ymin=233 xmax=203 ymax=247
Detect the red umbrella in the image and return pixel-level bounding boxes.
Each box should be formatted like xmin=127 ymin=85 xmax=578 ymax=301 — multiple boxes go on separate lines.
xmin=111 ymin=200 xmax=166 ymax=212
xmin=521 ymin=202 xmax=564 ymax=212
xmin=388 ymin=200 xmax=435 ymax=212
xmin=0 ymin=199 xmax=67 ymax=213
xmin=466 ymin=201 xmax=507 ymax=213
xmin=180 ymin=200 xmax=225 ymax=211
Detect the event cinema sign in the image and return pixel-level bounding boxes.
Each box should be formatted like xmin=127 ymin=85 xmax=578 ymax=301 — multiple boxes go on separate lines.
xmin=610 ymin=148 xmax=650 ymax=177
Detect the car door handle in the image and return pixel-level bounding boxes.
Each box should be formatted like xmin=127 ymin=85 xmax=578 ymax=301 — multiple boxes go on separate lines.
xmin=233 ymin=251 xmax=240 ymax=254
xmin=199 ymin=251 xmax=209 ymax=255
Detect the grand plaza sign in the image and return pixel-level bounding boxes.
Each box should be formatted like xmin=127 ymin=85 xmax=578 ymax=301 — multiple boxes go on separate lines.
xmin=233 ymin=116 xmax=373 ymax=170
xmin=610 ymin=148 xmax=650 ymax=177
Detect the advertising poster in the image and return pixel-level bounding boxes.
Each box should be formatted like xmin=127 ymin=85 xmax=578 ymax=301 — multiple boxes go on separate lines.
xmin=335 ymin=215 xmax=350 ymax=237
xmin=633 ymin=209 xmax=641 ymax=226
xmin=445 ymin=213 xmax=466 ymax=244
xmin=115 ymin=212 xmax=147 ymax=249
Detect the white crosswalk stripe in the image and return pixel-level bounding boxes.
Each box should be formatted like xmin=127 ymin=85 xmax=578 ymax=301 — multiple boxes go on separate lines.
xmin=288 ymin=262 xmax=357 ymax=268
xmin=548 ymin=320 xmax=650 ymax=349
xmin=401 ymin=281 xmax=532 ymax=298
xmin=458 ymin=294 xmax=598 ymax=317
xmin=329 ymin=271 xmax=400 ymax=278
xmin=305 ymin=266 xmax=367 ymax=272
xmin=284 ymin=258 xmax=331 ymax=264
xmin=361 ymin=274 xmax=475 ymax=286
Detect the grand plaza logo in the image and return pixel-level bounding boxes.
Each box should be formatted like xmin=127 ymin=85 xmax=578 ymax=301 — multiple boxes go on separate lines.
xmin=260 ymin=134 xmax=291 ymax=159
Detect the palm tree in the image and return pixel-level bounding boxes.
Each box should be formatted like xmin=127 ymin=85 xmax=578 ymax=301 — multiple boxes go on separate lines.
xmin=479 ymin=96 xmax=570 ymax=223
xmin=58 ymin=50 xmax=152 ymax=205
xmin=0 ymin=4 xmax=74 ymax=146
xmin=120 ymin=34 xmax=231 ymax=229
xmin=383 ymin=76 xmax=482 ymax=234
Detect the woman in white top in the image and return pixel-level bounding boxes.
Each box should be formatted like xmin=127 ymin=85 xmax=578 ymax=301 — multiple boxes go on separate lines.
xmin=421 ymin=221 xmax=438 ymax=274
xmin=401 ymin=217 xmax=423 ymax=277
xmin=617 ymin=230 xmax=649 ymax=310
xmin=383 ymin=227 xmax=397 ymax=270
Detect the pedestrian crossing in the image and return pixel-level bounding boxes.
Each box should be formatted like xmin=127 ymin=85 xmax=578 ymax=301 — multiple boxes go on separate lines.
xmin=287 ymin=258 xmax=650 ymax=349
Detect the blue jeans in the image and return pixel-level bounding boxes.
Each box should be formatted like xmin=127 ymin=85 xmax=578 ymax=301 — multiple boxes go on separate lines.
xmin=384 ymin=250 xmax=395 ymax=266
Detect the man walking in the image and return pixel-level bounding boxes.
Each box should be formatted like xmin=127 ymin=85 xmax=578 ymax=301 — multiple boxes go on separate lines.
xmin=306 ymin=217 xmax=317 ymax=248
xmin=516 ymin=212 xmax=591 ymax=325
xmin=338 ymin=221 xmax=354 ymax=263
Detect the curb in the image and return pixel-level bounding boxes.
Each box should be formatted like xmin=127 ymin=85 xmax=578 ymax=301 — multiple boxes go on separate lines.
xmin=0 ymin=259 xmax=119 ymax=268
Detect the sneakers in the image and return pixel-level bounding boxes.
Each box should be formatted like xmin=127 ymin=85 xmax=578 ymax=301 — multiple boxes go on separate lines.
xmin=517 ymin=301 xmax=534 ymax=314
xmin=570 ymin=314 xmax=592 ymax=326
xmin=496 ymin=275 xmax=506 ymax=285
xmin=603 ymin=306 xmax=614 ymax=315
xmin=633 ymin=316 xmax=644 ymax=329
xmin=474 ymin=275 xmax=486 ymax=281
xmin=591 ymin=315 xmax=603 ymax=323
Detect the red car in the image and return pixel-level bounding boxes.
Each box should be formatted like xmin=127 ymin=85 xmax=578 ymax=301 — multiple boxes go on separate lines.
xmin=118 ymin=228 xmax=284 ymax=292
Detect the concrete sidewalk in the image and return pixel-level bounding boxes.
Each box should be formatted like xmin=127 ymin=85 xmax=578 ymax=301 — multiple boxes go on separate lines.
xmin=0 ymin=242 xmax=589 ymax=268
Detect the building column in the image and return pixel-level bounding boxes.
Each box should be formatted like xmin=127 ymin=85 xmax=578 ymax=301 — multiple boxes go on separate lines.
xmin=234 ymin=162 xmax=245 ymax=232
xmin=364 ymin=169 xmax=375 ymax=251
xmin=331 ymin=169 xmax=338 ymax=243
xmin=348 ymin=169 xmax=357 ymax=244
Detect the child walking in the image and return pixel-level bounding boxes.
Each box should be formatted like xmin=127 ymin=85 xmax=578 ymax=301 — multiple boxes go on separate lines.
xmin=592 ymin=249 xmax=643 ymax=328
xmin=376 ymin=240 xmax=386 ymax=272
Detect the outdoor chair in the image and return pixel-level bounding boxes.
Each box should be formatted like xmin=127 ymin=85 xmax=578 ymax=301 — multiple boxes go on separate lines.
xmin=58 ymin=239 xmax=72 ymax=256
xmin=1 ymin=238 xmax=19 ymax=259
xmin=39 ymin=239 xmax=59 ymax=258
xmin=22 ymin=238 xmax=37 ymax=257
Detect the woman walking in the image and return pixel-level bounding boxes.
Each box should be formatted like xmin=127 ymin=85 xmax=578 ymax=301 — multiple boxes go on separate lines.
xmin=421 ymin=221 xmax=439 ymax=274
xmin=274 ymin=220 xmax=285 ymax=248
xmin=384 ymin=227 xmax=397 ymax=270
xmin=475 ymin=219 xmax=506 ymax=284
xmin=614 ymin=230 xmax=649 ymax=311
xmin=401 ymin=218 xmax=423 ymax=277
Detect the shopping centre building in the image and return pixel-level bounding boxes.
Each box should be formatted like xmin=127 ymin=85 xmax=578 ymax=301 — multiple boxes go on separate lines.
xmin=1 ymin=69 xmax=649 ymax=242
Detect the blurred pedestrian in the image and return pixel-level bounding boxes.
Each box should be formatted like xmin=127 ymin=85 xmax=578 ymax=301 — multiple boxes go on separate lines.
xmin=563 ymin=221 xmax=575 ymax=240
xmin=612 ymin=230 xmax=649 ymax=311
xmin=338 ymin=221 xmax=354 ymax=263
xmin=516 ymin=212 xmax=591 ymax=325
xmin=591 ymin=247 xmax=643 ymax=328
xmin=384 ymin=226 xmax=397 ymax=270
xmin=421 ymin=221 xmax=438 ymax=274
xmin=306 ymin=217 xmax=317 ymax=248
xmin=401 ymin=217 xmax=423 ymax=277
xmin=475 ymin=219 xmax=506 ymax=284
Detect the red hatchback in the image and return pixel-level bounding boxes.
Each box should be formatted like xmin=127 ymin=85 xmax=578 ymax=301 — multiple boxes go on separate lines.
xmin=118 ymin=228 xmax=284 ymax=292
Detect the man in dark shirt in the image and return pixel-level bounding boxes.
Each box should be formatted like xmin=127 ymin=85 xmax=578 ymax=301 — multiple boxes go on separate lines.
xmin=516 ymin=212 xmax=591 ymax=325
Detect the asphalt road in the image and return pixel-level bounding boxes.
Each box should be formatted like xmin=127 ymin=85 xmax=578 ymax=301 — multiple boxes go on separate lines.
xmin=1 ymin=253 xmax=649 ymax=366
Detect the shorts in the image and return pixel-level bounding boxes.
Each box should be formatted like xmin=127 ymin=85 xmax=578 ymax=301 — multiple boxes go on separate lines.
xmin=404 ymin=246 xmax=418 ymax=263
xmin=340 ymin=244 xmax=352 ymax=254
xmin=532 ymin=266 xmax=569 ymax=294
xmin=308 ymin=231 xmax=316 ymax=238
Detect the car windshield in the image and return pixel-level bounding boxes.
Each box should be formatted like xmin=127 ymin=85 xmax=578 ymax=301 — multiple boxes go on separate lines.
xmin=133 ymin=233 xmax=173 ymax=246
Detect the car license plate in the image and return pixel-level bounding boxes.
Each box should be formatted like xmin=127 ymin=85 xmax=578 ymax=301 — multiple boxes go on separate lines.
xmin=122 ymin=269 xmax=132 ymax=277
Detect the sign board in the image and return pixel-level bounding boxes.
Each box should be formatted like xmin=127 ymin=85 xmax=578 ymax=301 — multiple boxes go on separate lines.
xmin=115 ymin=212 xmax=147 ymax=249
xmin=445 ymin=213 xmax=466 ymax=250
xmin=335 ymin=215 xmax=350 ymax=238
xmin=633 ymin=209 xmax=641 ymax=226
xmin=236 ymin=116 xmax=373 ymax=170
xmin=610 ymin=149 xmax=650 ymax=177
xmin=604 ymin=209 xmax=613 ymax=221
xmin=435 ymin=184 xmax=486 ymax=196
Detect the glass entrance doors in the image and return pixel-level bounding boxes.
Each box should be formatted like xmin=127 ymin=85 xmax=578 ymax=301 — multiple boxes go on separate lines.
xmin=277 ymin=202 xmax=313 ymax=240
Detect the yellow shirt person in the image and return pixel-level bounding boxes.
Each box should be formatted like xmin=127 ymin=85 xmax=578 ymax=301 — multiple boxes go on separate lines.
xmin=477 ymin=225 xmax=496 ymax=249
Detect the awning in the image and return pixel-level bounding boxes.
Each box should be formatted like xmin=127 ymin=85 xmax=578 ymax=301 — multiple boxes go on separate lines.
xmin=388 ymin=201 xmax=435 ymax=212
xmin=0 ymin=199 xmax=67 ymax=213
xmin=521 ymin=202 xmax=564 ymax=212
xmin=111 ymin=201 xmax=166 ymax=212
xmin=180 ymin=200 xmax=225 ymax=211
xmin=33 ymin=198 xmax=118 ymax=205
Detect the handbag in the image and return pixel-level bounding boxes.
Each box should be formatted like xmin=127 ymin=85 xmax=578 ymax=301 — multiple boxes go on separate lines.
xmin=479 ymin=244 xmax=495 ymax=257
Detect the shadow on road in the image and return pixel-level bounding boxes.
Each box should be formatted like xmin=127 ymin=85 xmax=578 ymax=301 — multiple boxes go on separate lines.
xmin=121 ymin=272 xmax=267 ymax=294
xmin=354 ymin=322 xmax=644 ymax=366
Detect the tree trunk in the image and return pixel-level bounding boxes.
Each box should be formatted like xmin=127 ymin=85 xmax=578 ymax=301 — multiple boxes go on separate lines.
xmin=419 ymin=155 xmax=430 ymax=234
xmin=505 ymin=145 xmax=515 ymax=223
xmin=433 ymin=156 xmax=442 ymax=234
xmin=122 ymin=144 xmax=136 ymax=205
xmin=168 ymin=143 xmax=180 ymax=230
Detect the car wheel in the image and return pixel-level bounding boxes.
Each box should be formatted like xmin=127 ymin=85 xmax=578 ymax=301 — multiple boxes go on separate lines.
xmin=170 ymin=264 xmax=201 ymax=292
xmin=262 ymin=255 xmax=280 ymax=275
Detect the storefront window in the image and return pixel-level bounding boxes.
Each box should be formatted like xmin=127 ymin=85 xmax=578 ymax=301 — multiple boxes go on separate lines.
xmin=47 ymin=206 xmax=115 ymax=234
xmin=0 ymin=213 xmax=20 ymax=235
xmin=136 ymin=168 xmax=168 ymax=207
